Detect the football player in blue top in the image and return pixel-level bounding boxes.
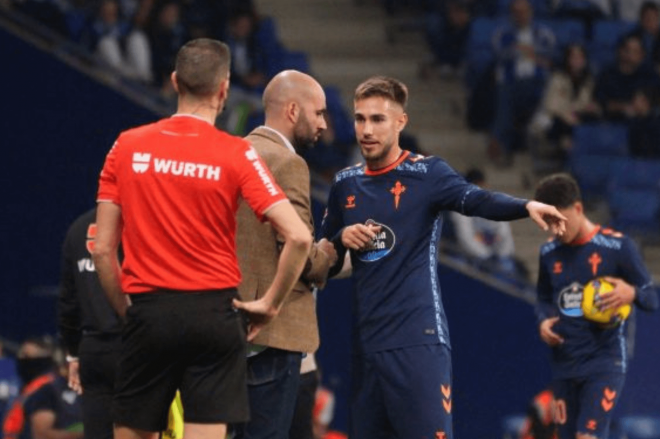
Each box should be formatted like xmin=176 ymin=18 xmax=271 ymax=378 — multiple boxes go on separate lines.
xmin=320 ymin=76 xmax=567 ymax=439
xmin=534 ymin=173 xmax=658 ymax=439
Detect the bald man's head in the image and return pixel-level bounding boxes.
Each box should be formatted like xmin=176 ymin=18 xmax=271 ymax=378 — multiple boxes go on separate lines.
xmin=262 ymin=70 xmax=327 ymax=152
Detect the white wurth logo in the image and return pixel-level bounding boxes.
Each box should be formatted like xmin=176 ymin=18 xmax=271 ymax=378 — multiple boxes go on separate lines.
xmin=132 ymin=153 xmax=151 ymax=173
xmin=154 ymin=159 xmax=221 ymax=181
xmin=245 ymin=147 xmax=278 ymax=196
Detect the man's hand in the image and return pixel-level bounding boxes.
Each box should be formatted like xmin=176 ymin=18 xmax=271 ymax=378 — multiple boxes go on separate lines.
xmin=526 ymin=201 xmax=567 ymax=236
xmin=232 ymin=297 xmax=278 ymax=342
xmin=598 ymin=276 xmax=636 ymax=311
xmin=67 ymin=360 xmax=83 ymax=395
xmin=317 ymin=238 xmax=338 ymax=266
xmin=539 ymin=317 xmax=564 ymax=346
xmin=341 ymin=223 xmax=381 ymax=250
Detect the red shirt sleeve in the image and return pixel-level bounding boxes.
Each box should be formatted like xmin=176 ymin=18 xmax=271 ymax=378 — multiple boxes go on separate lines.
xmin=97 ymin=140 xmax=120 ymax=205
xmin=235 ymin=143 xmax=287 ymax=221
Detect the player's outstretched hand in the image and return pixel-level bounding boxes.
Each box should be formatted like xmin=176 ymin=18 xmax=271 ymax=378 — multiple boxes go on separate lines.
xmin=539 ymin=317 xmax=564 ymax=346
xmin=598 ymin=276 xmax=635 ymax=310
xmin=526 ymin=201 xmax=567 ymax=236
xmin=232 ymin=297 xmax=278 ymax=342
xmin=341 ymin=223 xmax=381 ymax=251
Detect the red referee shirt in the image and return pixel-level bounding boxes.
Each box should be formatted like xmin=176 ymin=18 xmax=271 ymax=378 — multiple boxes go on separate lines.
xmin=97 ymin=114 xmax=287 ymax=293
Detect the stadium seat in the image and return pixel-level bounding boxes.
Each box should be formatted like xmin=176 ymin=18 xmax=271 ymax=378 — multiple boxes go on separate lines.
xmin=539 ymin=19 xmax=586 ymax=60
xmin=569 ymin=124 xmax=629 ymax=200
xmin=464 ymin=17 xmax=501 ymax=89
xmin=589 ymin=20 xmax=637 ymax=73
xmin=572 ymin=123 xmax=629 ymax=156
xmin=608 ymin=158 xmax=660 ymax=191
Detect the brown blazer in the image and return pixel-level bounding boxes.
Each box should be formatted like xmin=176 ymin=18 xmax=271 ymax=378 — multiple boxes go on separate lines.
xmin=235 ymin=126 xmax=331 ymax=353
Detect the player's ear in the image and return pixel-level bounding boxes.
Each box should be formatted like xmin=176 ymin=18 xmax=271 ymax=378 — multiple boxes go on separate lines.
xmin=396 ymin=112 xmax=408 ymax=133
xmin=575 ymin=201 xmax=584 ymax=215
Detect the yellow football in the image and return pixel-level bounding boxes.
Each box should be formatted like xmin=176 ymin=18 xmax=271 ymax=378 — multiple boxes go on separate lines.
xmin=581 ymin=278 xmax=631 ymax=327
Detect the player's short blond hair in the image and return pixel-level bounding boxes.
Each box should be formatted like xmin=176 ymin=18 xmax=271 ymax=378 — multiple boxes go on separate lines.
xmin=354 ymin=76 xmax=408 ymax=109
xmin=175 ymin=38 xmax=230 ymax=98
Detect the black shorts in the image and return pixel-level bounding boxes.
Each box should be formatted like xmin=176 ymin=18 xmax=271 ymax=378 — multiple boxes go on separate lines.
xmin=113 ymin=288 xmax=248 ymax=432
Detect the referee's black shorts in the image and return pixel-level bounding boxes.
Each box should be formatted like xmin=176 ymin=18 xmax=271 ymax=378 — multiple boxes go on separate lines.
xmin=113 ymin=288 xmax=248 ymax=432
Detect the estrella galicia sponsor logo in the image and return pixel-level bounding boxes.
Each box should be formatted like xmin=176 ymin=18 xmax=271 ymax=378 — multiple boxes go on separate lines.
xmin=356 ymin=219 xmax=395 ymax=262
xmin=132 ymin=152 xmax=151 ymax=173
xmin=558 ymin=281 xmax=584 ymax=317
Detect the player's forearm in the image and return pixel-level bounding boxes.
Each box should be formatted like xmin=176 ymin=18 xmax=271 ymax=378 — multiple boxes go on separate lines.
xmin=463 ymin=189 xmax=528 ymax=221
xmin=634 ymin=282 xmax=659 ymax=311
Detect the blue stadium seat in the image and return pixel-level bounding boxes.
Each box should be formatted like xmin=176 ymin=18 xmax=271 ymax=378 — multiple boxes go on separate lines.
xmin=589 ymin=20 xmax=637 ymax=73
xmin=539 ymin=19 xmax=586 ymax=59
xmin=569 ymin=124 xmax=629 ymax=200
xmin=572 ymin=123 xmax=629 ymax=156
xmin=606 ymin=158 xmax=660 ymax=238
xmin=465 ymin=17 xmax=501 ymax=88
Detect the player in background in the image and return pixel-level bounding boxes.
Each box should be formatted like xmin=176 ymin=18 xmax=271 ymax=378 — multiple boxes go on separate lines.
xmin=93 ymin=38 xmax=312 ymax=439
xmin=534 ymin=173 xmax=658 ymax=439
xmin=58 ymin=207 xmax=122 ymax=439
xmin=320 ymin=75 xmax=567 ymax=439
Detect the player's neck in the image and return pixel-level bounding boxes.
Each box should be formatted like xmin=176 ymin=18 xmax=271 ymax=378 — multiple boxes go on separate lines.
xmin=366 ymin=146 xmax=404 ymax=171
xmin=574 ymin=220 xmax=598 ymax=244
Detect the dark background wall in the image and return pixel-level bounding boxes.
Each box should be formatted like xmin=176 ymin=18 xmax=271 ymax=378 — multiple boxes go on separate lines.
xmin=0 ymin=26 xmax=158 ymax=340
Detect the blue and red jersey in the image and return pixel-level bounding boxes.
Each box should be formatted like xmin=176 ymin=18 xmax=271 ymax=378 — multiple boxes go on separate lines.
xmin=321 ymin=151 xmax=529 ymax=354
xmin=536 ymin=226 xmax=658 ymax=379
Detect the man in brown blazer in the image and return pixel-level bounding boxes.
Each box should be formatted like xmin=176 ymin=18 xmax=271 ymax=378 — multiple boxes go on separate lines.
xmin=233 ymin=70 xmax=338 ymax=439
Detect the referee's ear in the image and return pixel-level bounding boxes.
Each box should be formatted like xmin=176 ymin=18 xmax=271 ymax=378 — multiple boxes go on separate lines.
xmin=171 ymin=71 xmax=180 ymax=94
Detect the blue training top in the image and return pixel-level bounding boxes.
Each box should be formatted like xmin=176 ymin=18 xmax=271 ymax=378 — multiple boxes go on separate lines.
xmin=321 ymin=151 xmax=529 ymax=354
xmin=536 ymin=226 xmax=658 ymax=379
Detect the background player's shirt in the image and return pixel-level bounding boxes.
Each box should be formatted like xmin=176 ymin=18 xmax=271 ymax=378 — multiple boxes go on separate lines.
xmin=98 ymin=114 xmax=287 ymax=293
xmin=536 ymin=226 xmax=658 ymax=379
xmin=321 ymin=151 xmax=529 ymax=353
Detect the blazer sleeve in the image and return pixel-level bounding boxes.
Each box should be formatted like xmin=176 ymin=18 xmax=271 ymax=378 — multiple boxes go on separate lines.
xmin=272 ymin=153 xmax=332 ymax=288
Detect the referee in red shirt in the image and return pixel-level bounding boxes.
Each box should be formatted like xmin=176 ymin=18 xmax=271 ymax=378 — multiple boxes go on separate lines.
xmin=93 ymin=38 xmax=312 ymax=439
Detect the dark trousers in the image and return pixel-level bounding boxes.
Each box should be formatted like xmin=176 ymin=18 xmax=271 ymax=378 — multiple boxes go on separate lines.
xmin=79 ymin=333 xmax=121 ymax=439
xmin=232 ymin=348 xmax=302 ymax=439
xmin=289 ymin=369 xmax=319 ymax=439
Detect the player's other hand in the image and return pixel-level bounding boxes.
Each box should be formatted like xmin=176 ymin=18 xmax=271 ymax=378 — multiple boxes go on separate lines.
xmin=539 ymin=317 xmax=564 ymax=346
xmin=341 ymin=223 xmax=381 ymax=251
xmin=317 ymin=238 xmax=338 ymax=266
xmin=67 ymin=360 xmax=83 ymax=395
xmin=526 ymin=201 xmax=567 ymax=236
xmin=232 ymin=298 xmax=278 ymax=342
xmin=598 ymin=276 xmax=635 ymax=310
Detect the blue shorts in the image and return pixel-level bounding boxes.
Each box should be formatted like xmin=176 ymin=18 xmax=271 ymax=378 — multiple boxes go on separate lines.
xmin=350 ymin=344 xmax=453 ymax=439
xmin=552 ymin=373 xmax=625 ymax=439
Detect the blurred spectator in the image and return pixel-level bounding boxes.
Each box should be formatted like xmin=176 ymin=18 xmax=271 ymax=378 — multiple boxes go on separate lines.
xmin=11 ymin=0 xmax=69 ymax=37
xmin=0 ymin=339 xmax=20 ymax=426
xmin=529 ymin=44 xmax=601 ymax=158
xmin=617 ymin=0 xmax=660 ymax=22
xmin=594 ymin=33 xmax=660 ymax=120
xmin=312 ymin=386 xmax=347 ymax=439
xmin=489 ymin=0 xmax=555 ymax=167
xmin=1 ymin=337 xmax=83 ymax=439
xmin=629 ymin=87 xmax=660 ymax=157
xmin=148 ymin=0 xmax=189 ymax=96
xmin=629 ymin=1 xmax=660 ymax=69
xmin=448 ymin=168 xmax=529 ymax=281
xmin=226 ymin=8 xmax=267 ymax=92
xmin=518 ymin=389 xmax=556 ymax=439
xmin=421 ymin=0 xmax=472 ymax=78
xmin=84 ymin=0 xmax=152 ymax=83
